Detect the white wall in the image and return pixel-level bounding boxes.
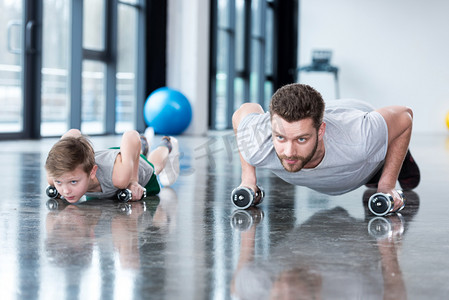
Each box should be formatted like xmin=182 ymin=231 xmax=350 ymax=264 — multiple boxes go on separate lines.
xmin=166 ymin=0 xmax=210 ymax=136
xmin=299 ymin=0 xmax=449 ymax=134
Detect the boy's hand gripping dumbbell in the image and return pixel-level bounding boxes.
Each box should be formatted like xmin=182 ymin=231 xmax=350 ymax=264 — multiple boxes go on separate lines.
xmin=46 ymin=185 xmax=146 ymax=202
xmin=116 ymin=188 xmax=147 ymax=202
xmin=231 ymin=185 xmax=265 ymax=209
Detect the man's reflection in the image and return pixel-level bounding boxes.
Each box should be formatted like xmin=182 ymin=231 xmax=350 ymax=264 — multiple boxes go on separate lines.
xmin=231 ymin=191 xmax=420 ymax=300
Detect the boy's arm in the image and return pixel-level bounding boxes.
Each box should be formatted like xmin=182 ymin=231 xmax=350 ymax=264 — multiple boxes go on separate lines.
xmin=375 ymin=106 xmax=413 ymax=210
xmin=112 ymin=130 xmax=145 ymax=200
xmin=232 ymin=103 xmax=265 ymax=192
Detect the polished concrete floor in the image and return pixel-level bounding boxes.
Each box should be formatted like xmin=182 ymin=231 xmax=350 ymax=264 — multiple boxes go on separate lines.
xmin=1 ymin=132 xmax=449 ymax=300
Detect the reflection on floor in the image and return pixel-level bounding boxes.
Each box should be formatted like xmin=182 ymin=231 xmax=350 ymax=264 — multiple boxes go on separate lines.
xmin=0 ymin=132 xmax=449 ymax=299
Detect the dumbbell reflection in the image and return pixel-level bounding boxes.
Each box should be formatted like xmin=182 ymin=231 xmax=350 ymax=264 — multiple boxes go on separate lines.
xmin=230 ymin=208 xmax=264 ymax=231
xmin=368 ymin=215 xmax=405 ymax=240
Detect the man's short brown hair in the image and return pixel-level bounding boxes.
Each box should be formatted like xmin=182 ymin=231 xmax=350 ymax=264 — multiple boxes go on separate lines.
xmin=269 ymin=83 xmax=325 ymax=129
xmin=45 ymin=136 xmax=95 ymax=178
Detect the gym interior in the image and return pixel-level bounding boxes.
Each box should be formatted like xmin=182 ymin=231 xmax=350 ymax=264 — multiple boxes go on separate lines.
xmin=1 ymin=1 xmax=449 ymax=299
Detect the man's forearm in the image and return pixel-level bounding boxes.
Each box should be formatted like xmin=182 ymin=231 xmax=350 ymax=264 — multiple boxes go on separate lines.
xmin=239 ymin=154 xmax=257 ymax=186
xmin=378 ymin=134 xmax=410 ymax=189
xmin=377 ymin=108 xmax=413 ymax=190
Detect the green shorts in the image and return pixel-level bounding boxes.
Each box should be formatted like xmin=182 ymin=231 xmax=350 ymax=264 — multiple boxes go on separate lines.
xmin=140 ymin=154 xmax=161 ymax=196
xmin=110 ymin=147 xmax=160 ymax=196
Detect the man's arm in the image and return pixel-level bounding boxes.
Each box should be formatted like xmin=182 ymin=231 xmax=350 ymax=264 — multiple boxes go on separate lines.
xmin=112 ymin=130 xmax=145 ymax=200
xmin=375 ymin=106 xmax=413 ymax=210
xmin=232 ymin=103 xmax=265 ymax=191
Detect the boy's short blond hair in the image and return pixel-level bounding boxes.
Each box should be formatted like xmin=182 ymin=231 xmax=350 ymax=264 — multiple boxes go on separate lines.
xmin=45 ymin=136 xmax=95 ymax=178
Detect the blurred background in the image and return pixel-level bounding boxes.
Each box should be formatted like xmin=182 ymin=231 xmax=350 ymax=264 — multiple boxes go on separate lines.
xmin=0 ymin=0 xmax=448 ymax=140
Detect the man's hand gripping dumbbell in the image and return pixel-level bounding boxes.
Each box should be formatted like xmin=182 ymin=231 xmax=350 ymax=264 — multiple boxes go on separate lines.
xmin=368 ymin=189 xmax=406 ymax=216
xmin=231 ymin=185 xmax=265 ymax=209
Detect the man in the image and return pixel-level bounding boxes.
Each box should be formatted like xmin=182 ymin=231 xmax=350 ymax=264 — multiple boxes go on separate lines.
xmin=233 ymin=83 xmax=420 ymax=211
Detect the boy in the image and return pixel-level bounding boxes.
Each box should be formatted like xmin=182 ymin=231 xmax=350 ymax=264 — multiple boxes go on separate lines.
xmin=45 ymin=129 xmax=179 ymax=203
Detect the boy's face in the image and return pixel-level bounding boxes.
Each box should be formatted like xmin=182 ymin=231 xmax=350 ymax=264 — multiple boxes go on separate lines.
xmin=51 ymin=165 xmax=97 ymax=203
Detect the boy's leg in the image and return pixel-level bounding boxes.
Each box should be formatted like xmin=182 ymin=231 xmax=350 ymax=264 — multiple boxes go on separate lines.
xmin=140 ymin=135 xmax=150 ymax=157
xmin=147 ymin=136 xmax=180 ymax=186
xmin=147 ymin=145 xmax=169 ymax=175
xmin=139 ymin=127 xmax=155 ymax=157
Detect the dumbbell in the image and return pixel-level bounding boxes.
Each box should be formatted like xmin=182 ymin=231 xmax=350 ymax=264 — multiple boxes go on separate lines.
xmin=116 ymin=188 xmax=147 ymax=202
xmin=368 ymin=190 xmax=406 ymax=216
xmin=46 ymin=185 xmax=60 ymax=199
xmin=230 ymin=208 xmax=264 ymax=231
xmin=231 ymin=186 xmax=264 ymax=210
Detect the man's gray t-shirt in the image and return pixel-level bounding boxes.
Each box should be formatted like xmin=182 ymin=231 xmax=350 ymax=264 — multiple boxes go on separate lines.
xmin=236 ymin=99 xmax=388 ymax=195
xmin=85 ymin=149 xmax=154 ymax=199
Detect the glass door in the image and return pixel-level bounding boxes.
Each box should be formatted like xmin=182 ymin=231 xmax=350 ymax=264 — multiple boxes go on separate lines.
xmin=40 ymin=0 xmax=70 ymax=137
xmin=0 ymin=1 xmax=24 ymax=134
xmin=0 ymin=0 xmax=42 ymax=139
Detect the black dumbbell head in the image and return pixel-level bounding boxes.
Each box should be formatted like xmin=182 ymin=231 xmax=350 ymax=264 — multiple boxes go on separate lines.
xmin=231 ymin=187 xmax=254 ymax=209
xmin=368 ymin=193 xmax=393 ymax=216
xmin=46 ymin=185 xmax=59 ymax=199
xmin=117 ymin=189 xmax=132 ymax=202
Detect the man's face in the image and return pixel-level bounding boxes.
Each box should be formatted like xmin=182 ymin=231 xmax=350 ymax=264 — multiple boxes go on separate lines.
xmin=271 ymin=115 xmax=323 ymax=172
xmin=51 ymin=165 xmax=95 ymax=203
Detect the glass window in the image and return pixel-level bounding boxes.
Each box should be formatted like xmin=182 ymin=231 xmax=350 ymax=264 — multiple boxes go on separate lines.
xmin=251 ymin=0 xmax=261 ymax=36
xmin=234 ymin=77 xmax=245 ymax=110
xmin=218 ymin=0 xmax=229 ymax=28
xmin=116 ymin=3 xmax=138 ymax=133
xmin=264 ymin=80 xmax=273 ymax=109
xmin=0 ymin=1 xmax=23 ymax=133
xmin=41 ymin=0 xmax=70 ymax=136
xmin=210 ymin=0 xmax=278 ymax=129
xmin=235 ymin=0 xmax=245 ymax=71
xmin=215 ymin=30 xmax=229 ymax=130
xmin=83 ymin=0 xmax=105 ymax=51
xmin=249 ymin=39 xmax=260 ymax=102
xmin=81 ymin=60 xmax=106 ymax=134
xmin=118 ymin=0 xmax=139 ymax=4
xmin=265 ymin=6 xmax=274 ymax=75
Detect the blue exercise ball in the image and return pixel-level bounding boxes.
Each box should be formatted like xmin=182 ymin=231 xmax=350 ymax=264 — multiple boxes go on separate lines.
xmin=144 ymin=87 xmax=192 ymax=135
